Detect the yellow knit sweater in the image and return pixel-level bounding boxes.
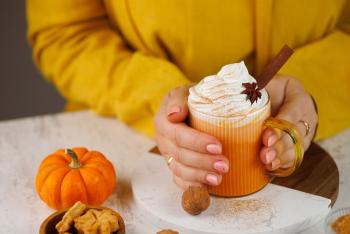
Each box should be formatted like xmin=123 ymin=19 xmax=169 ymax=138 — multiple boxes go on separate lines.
xmin=27 ymin=0 xmax=350 ymax=139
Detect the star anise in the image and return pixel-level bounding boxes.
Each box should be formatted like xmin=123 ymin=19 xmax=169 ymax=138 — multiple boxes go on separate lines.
xmin=241 ymin=82 xmax=262 ymax=104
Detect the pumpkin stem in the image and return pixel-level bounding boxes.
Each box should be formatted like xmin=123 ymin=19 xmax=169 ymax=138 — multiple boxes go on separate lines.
xmin=66 ymin=149 xmax=81 ymax=169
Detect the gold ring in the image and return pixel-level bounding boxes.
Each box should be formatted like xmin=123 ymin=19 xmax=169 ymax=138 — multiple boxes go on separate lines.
xmin=299 ymin=120 xmax=310 ymax=136
xmin=167 ymin=156 xmax=174 ymax=167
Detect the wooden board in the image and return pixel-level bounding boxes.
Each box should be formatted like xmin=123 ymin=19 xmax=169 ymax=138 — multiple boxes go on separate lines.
xmin=149 ymin=142 xmax=339 ymax=206
xmin=272 ymin=143 xmax=339 ymax=206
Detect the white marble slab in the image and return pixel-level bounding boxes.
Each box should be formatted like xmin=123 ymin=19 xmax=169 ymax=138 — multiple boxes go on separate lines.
xmin=0 ymin=111 xmax=348 ymax=234
xmin=132 ymin=152 xmax=330 ymax=234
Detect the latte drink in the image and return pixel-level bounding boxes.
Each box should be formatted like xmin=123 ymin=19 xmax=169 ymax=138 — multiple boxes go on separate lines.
xmin=188 ymin=62 xmax=272 ymax=196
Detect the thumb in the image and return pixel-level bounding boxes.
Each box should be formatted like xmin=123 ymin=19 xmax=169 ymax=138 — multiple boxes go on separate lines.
xmin=273 ymin=95 xmax=304 ymax=144
xmin=275 ymin=92 xmax=304 ymax=124
xmin=166 ymin=87 xmax=189 ymax=123
xmin=274 ymin=78 xmax=305 ymax=124
xmin=275 ymin=100 xmax=301 ymax=124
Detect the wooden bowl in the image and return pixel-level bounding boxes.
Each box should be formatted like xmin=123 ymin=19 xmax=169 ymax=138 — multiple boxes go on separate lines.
xmin=39 ymin=206 xmax=125 ymax=234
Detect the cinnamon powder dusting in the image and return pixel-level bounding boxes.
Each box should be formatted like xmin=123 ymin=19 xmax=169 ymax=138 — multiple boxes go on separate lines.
xmin=211 ymin=198 xmax=275 ymax=231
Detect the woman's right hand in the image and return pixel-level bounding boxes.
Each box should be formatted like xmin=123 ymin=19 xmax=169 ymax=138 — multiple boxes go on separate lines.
xmin=154 ymin=86 xmax=229 ymax=190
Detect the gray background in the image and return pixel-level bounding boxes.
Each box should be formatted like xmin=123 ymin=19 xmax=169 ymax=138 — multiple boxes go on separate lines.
xmin=0 ymin=1 xmax=64 ymax=121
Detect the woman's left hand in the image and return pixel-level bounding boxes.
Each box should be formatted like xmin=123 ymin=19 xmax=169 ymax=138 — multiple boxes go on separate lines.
xmin=260 ymin=75 xmax=318 ymax=170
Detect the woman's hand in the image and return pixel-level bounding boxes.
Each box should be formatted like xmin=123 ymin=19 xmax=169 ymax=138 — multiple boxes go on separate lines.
xmin=261 ymin=75 xmax=318 ymax=170
xmin=154 ymin=86 xmax=229 ymax=190
xmin=155 ymin=76 xmax=317 ymax=190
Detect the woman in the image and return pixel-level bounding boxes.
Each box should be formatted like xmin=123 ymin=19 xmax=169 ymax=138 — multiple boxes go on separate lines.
xmin=27 ymin=0 xmax=350 ymax=189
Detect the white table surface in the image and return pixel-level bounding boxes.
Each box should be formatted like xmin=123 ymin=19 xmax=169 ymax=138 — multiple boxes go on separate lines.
xmin=0 ymin=111 xmax=349 ymax=234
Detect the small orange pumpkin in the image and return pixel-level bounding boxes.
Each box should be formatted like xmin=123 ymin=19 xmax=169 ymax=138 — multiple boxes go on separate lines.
xmin=36 ymin=147 xmax=116 ymax=210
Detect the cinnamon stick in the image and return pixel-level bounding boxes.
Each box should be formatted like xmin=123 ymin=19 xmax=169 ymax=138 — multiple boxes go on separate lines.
xmin=257 ymin=45 xmax=294 ymax=89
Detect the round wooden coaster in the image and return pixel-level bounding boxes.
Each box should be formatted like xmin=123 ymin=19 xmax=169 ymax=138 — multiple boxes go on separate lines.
xmin=272 ymin=142 xmax=339 ymax=206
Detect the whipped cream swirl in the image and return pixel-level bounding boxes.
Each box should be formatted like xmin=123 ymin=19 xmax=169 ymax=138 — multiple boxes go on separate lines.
xmin=188 ymin=61 xmax=268 ymax=117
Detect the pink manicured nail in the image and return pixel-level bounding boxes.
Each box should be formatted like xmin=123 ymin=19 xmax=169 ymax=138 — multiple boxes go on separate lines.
xmin=206 ymin=174 xmax=218 ymax=185
xmin=206 ymin=144 xmax=222 ymax=154
xmin=268 ymin=135 xmax=277 ymax=147
xmin=167 ymin=106 xmax=181 ymax=116
xmin=214 ymin=161 xmax=229 ymax=172
xmin=266 ymin=150 xmax=276 ymax=163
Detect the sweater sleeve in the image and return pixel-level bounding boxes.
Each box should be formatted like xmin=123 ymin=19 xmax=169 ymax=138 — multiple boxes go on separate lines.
xmin=26 ymin=0 xmax=190 ymax=137
xmin=280 ymin=27 xmax=350 ymax=140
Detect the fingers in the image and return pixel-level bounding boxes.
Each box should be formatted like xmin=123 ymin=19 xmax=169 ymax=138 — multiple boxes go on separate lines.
xmin=154 ymin=86 xmax=226 ymax=190
xmin=259 ymin=146 xmax=276 ymax=165
xmin=262 ymin=128 xmax=280 ymax=147
xmin=155 ymin=117 xmax=222 ymax=155
xmin=166 ymin=86 xmax=190 ymax=123
xmin=295 ymin=121 xmax=311 ymax=148
xmin=275 ymin=94 xmax=306 ymax=124
xmin=262 ymin=78 xmax=318 ymax=171
xmin=261 ymin=116 xmax=309 ymax=171
xmin=158 ymin=136 xmax=226 ymax=188
xmin=159 ymin=137 xmax=229 ymax=173
xmin=176 ymin=148 xmax=229 ymax=173
xmin=265 ymin=158 xmax=281 ymax=171
xmin=261 ymin=125 xmax=301 ymax=170
xmin=274 ymin=78 xmax=314 ymax=126
xmin=158 ymin=121 xmax=222 ymax=154
xmin=275 ymin=88 xmax=316 ymax=143
xmin=261 ymin=144 xmax=294 ymax=171
xmin=174 ymin=124 xmax=222 ymax=154
xmin=155 ymin=100 xmax=222 ymax=155
xmin=155 ymin=87 xmax=222 ymax=155
xmin=169 ymin=159 xmax=222 ymax=186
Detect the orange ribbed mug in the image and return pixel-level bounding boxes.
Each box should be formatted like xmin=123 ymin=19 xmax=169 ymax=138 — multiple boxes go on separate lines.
xmin=188 ymin=96 xmax=304 ymax=197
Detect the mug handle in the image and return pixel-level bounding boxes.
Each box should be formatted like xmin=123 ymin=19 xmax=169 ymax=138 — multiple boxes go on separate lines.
xmin=264 ymin=118 xmax=304 ymax=177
